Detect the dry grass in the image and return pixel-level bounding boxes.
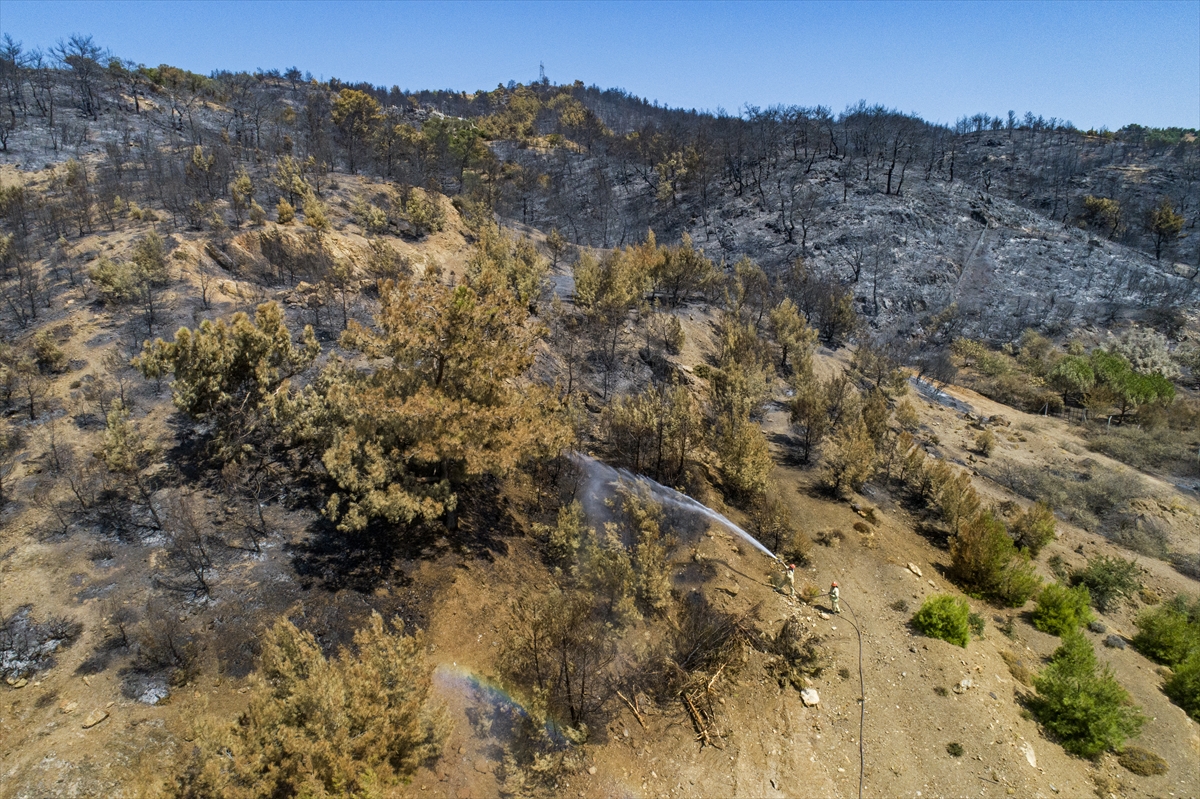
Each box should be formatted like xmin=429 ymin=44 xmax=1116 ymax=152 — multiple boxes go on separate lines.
xmin=999 ymin=650 xmax=1036 ymax=687
xmin=1117 ymin=746 xmax=1169 ymax=776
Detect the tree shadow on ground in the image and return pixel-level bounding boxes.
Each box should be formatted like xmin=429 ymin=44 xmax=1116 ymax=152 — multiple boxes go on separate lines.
xmin=75 ymin=635 xmax=125 ymax=676
xmin=289 ymin=518 xmax=427 ymax=594
xmin=914 ymin=520 xmax=952 ymax=550
xmin=289 ymin=475 xmax=516 ymax=595
xmin=768 ymin=430 xmax=814 ymax=469
xmin=453 ymin=476 xmax=516 ymax=562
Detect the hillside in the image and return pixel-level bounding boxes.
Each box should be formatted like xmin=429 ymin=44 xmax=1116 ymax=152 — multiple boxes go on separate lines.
xmin=1 ymin=45 xmax=1199 ymax=799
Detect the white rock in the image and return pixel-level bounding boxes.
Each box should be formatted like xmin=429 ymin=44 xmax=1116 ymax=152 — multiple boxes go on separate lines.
xmin=907 ymin=563 xmax=923 ymax=577
xmin=800 ymin=688 xmax=820 ymax=707
xmin=1022 ymin=741 xmax=1037 ymax=768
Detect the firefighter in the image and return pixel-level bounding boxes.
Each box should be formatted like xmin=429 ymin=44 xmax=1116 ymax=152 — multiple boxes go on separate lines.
xmin=830 ymin=581 xmax=841 ymax=614
xmin=786 ymin=564 xmax=796 ymax=598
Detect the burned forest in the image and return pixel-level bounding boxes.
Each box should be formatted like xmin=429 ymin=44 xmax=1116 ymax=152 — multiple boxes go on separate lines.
xmin=1 ymin=34 xmax=1199 ymax=799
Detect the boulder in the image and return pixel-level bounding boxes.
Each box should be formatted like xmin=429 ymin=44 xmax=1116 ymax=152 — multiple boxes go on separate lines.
xmin=907 ymin=563 xmax=923 ymax=578
xmin=800 ymin=688 xmax=820 ymax=707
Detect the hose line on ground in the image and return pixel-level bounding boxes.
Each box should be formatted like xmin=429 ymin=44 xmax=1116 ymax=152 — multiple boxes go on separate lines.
xmin=811 ymin=589 xmax=867 ymax=799
xmin=839 ymin=596 xmax=866 ymax=799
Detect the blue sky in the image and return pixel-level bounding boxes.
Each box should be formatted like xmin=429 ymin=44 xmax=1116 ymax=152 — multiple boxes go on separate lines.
xmin=3 ymin=1 xmax=1198 ymax=130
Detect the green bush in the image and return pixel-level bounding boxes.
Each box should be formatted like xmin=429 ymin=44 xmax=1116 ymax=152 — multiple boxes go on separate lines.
xmin=949 ymin=510 xmax=1041 ymax=607
xmin=1030 ymin=631 xmax=1145 ymax=758
xmin=1033 ymin=584 xmax=1095 ymax=637
xmin=1012 ymin=502 xmax=1056 ymax=557
xmin=1074 ymin=555 xmax=1141 ymax=613
xmin=33 ymin=330 xmax=68 ymax=373
xmin=1132 ymin=595 xmax=1200 ymax=666
xmin=912 ymin=595 xmax=971 ymax=648
xmin=1163 ymin=651 xmax=1200 ymax=722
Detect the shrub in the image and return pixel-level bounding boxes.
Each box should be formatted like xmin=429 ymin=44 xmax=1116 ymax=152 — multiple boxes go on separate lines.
xmin=946 ymin=742 xmax=964 ymax=757
xmin=302 ymin=196 xmax=331 ymax=234
xmin=352 ymin=200 xmax=390 ymax=235
xmin=1012 ymin=502 xmax=1056 ymax=557
xmin=248 ymin=200 xmax=267 ymax=226
xmin=949 ymin=510 xmax=1041 ymax=607
xmin=538 ymin=500 xmax=584 ymax=571
xmin=976 ymin=351 xmax=1012 ymax=377
xmin=1132 ymin=595 xmax=1200 ymax=666
xmin=403 ymin=188 xmax=445 ymax=237
xmin=749 ymin=488 xmax=798 ymax=556
xmin=763 ymin=615 xmax=823 ymax=691
xmin=578 ymin=526 xmax=637 ymax=623
xmin=715 ymin=421 xmax=773 ymax=499
xmin=621 ymin=489 xmax=672 ymax=615
xmin=1074 ymin=555 xmax=1141 ymax=613
xmin=501 ymin=589 xmax=616 ymax=730
xmin=1033 ymin=584 xmax=1095 ymax=636
xmin=975 ymin=429 xmax=996 ymax=457
xmin=781 ymin=527 xmax=813 ymax=567
xmin=89 ymin=256 xmax=139 ymax=304
xmin=894 ymin=399 xmax=919 ymax=431
xmin=815 ymin=528 xmax=844 ymax=547
xmin=1116 ymin=746 xmax=1169 ymax=776
xmin=1048 ymin=554 xmax=1070 ymax=583
xmin=1163 ymin=651 xmax=1200 ymax=722
xmin=999 ymin=649 xmax=1034 ymax=686
xmin=1111 ymin=328 xmax=1179 ymax=380
xmin=820 ymin=415 xmax=877 ymax=496
xmin=1030 ymin=631 xmax=1144 ymax=758
xmin=170 ymin=614 xmax=448 ymax=798
xmin=33 ymin=330 xmax=67 ymax=373
xmin=133 ymin=303 xmax=320 ymax=463
xmin=912 ymin=595 xmax=971 ymax=648
xmin=276 ymin=197 xmax=295 ymax=224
